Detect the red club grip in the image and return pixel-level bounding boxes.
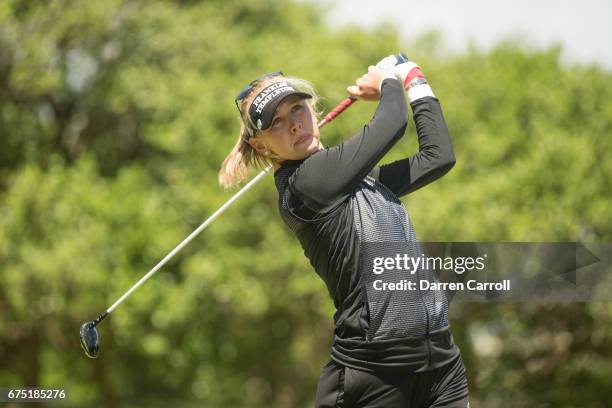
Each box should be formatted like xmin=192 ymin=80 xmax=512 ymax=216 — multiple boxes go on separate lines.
xmin=322 ymin=97 xmax=356 ymax=125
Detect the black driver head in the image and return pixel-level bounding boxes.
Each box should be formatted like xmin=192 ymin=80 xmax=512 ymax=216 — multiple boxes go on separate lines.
xmin=79 ymin=321 xmax=100 ymax=358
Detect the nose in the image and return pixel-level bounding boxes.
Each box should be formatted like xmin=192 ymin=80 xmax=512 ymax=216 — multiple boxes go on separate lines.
xmin=289 ymin=114 xmax=302 ymax=133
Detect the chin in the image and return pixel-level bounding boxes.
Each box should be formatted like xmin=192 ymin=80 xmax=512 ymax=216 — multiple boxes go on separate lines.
xmin=304 ymin=138 xmax=322 ymax=154
xmin=288 ymin=134 xmax=321 ymax=160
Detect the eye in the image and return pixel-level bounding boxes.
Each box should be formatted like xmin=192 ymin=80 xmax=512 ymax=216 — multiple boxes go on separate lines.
xmin=292 ymin=104 xmax=303 ymax=113
xmin=272 ymin=117 xmax=282 ymax=127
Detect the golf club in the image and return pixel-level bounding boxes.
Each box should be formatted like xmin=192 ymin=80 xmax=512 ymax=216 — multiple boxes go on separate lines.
xmin=79 ymin=53 xmax=408 ymax=358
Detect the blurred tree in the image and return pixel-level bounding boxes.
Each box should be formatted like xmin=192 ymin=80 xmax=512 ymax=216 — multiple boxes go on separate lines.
xmin=0 ymin=0 xmax=610 ymax=407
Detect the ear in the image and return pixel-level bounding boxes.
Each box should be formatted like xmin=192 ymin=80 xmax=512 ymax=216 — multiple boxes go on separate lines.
xmin=248 ymin=137 xmax=268 ymax=155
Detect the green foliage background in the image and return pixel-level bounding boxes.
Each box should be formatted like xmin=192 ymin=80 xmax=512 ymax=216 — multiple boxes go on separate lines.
xmin=0 ymin=0 xmax=610 ymax=406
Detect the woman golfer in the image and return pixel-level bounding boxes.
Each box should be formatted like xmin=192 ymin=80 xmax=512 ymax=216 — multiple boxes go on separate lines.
xmin=219 ymin=56 xmax=469 ymax=407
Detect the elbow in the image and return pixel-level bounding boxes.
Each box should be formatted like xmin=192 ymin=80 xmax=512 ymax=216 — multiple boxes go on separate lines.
xmin=436 ymin=150 xmax=456 ymax=175
xmin=442 ymin=150 xmax=456 ymax=170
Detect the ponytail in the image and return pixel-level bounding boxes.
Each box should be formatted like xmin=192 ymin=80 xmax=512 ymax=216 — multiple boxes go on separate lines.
xmin=218 ymin=125 xmax=271 ymax=189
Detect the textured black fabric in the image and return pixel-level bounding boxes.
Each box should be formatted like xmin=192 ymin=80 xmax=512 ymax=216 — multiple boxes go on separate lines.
xmin=315 ymin=360 xmax=346 ymax=408
xmin=274 ymin=79 xmax=458 ymax=373
xmin=315 ymin=355 xmax=469 ymax=408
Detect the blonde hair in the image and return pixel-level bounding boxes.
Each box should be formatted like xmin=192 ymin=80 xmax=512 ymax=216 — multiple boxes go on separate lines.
xmin=218 ymin=75 xmax=320 ymax=189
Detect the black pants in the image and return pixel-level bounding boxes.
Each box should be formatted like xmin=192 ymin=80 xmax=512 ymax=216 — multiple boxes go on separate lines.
xmin=315 ymin=355 xmax=469 ymax=408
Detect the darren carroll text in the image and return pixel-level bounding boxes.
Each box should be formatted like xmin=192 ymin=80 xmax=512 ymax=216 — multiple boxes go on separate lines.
xmin=373 ymin=279 xmax=511 ymax=291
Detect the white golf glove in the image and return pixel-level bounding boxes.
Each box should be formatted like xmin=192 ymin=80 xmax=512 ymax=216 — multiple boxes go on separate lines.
xmin=374 ymin=55 xmax=401 ymax=93
xmin=375 ymin=55 xmax=400 ymax=70
xmin=376 ymin=54 xmax=436 ymax=102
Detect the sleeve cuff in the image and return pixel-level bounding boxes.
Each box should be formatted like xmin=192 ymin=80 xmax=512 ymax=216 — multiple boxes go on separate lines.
xmin=407 ymin=84 xmax=435 ymax=102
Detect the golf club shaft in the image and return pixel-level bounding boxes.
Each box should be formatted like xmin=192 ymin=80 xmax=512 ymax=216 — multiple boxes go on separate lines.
xmin=104 ymin=166 xmax=270 ymax=316
xmin=95 ymin=95 xmax=357 ymax=325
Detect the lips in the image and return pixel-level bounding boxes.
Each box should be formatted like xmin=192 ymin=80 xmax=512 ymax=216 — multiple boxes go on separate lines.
xmin=294 ymin=134 xmax=311 ymax=146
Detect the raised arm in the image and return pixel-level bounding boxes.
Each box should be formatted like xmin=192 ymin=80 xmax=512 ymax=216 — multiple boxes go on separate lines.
xmin=289 ymin=76 xmax=408 ymax=212
xmin=371 ymin=96 xmax=456 ymax=197
xmin=369 ymin=59 xmax=456 ymax=197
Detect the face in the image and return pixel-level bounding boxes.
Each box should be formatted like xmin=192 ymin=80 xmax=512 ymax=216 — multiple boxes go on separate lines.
xmin=249 ymin=95 xmax=323 ymax=161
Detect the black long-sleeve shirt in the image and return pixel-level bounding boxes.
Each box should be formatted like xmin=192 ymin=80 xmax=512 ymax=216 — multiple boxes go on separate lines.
xmin=274 ymin=78 xmax=458 ymax=373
